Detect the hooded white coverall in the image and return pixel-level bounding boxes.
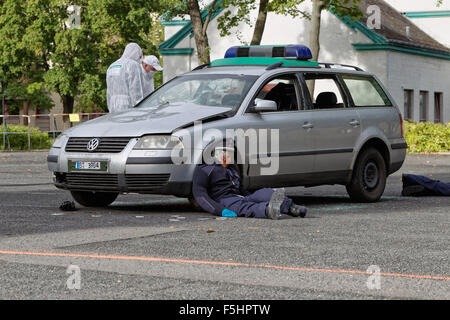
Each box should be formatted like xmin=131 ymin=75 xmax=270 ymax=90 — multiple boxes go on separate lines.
xmin=141 ymin=67 xmax=156 ymax=98
xmin=106 ymin=43 xmax=145 ymax=113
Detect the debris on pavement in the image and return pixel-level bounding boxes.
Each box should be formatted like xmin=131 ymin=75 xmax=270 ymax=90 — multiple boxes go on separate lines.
xmin=59 ymin=201 xmax=77 ymax=211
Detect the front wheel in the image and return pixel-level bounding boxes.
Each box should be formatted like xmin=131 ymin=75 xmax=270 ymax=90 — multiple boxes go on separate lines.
xmin=70 ymin=191 xmax=119 ymax=207
xmin=346 ymin=148 xmax=387 ymax=202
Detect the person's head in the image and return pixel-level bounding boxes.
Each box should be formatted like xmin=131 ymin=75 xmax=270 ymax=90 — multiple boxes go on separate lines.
xmin=122 ymin=43 xmax=143 ymax=63
xmin=214 ymin=147 xmax=235 ymax=168
xmin=142 ymin=55 xmax=163 ymax=73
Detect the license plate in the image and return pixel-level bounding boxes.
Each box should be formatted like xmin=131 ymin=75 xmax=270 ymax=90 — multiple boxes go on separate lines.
xmin=68 ymin=160 xmax=108 ymax=172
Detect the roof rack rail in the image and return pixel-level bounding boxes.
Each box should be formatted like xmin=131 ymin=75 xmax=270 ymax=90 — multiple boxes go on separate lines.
xmin=318 ymin=62 xmax=364 ymax=71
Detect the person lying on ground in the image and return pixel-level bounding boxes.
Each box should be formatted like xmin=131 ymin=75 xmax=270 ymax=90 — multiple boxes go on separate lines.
xmin=402 ymin=173 xmax=450 ymax=197
xmin=192 ymin=147 xmax=307 ymax=220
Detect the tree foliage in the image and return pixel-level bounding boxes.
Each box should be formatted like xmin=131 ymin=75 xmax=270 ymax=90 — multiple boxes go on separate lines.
xmin=0 ymin=0 xmax=168 ymax=114
xmin=0 ymin=0 xmax=53 ymax=113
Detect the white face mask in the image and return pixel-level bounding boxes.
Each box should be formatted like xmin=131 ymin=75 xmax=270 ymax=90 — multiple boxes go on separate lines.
xmin=147 ymin=71 xmax=155 ymax=79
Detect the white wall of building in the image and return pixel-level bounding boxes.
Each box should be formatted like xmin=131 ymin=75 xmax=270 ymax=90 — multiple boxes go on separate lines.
xmin=387 ymin=51 xmax=450 ymax=123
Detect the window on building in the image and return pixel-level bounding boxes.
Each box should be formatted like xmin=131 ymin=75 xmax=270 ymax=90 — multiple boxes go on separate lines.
xmin=341 ymin=75 xmax=392 ymax=107
xmin=434 ymin=92 xmax=443 ymax=124
xmin=419 ymin=91 xmax=428 ymax=122
xmin=404 ymin=90 xmax=413 ymax=121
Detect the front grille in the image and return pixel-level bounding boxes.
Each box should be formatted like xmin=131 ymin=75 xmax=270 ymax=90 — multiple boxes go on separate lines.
xmin=126 ymin=174 xmax=171 ymax=191
xmin=64 ymin=173 xmax=170 ymax=192
xmin=65 ymin=137 xmax=132 ymax=153
xmin=66 ymin=173 xmax=120 ymax=191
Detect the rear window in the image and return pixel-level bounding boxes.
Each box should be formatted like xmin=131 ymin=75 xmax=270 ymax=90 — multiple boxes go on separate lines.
xmin=342 ymin=76 xmax=392 ymax=107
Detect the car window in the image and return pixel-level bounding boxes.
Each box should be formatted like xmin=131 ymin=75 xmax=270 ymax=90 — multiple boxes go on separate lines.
xmin=303 ymin=74 xmax=346 ymax=109
xmin=341 ymin=75 xmax=392 ymax=107
xmin=254 ymin=74 xmax=302 ymax=112
xmin=137 ymin=74 xmax=258 ymax=110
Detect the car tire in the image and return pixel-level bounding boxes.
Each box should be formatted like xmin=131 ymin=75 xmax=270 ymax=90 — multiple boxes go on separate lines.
xmin=346 ymin=148 xmax=387 ymax=203
xmin=70 ymin=191 xmax=119 ymax=207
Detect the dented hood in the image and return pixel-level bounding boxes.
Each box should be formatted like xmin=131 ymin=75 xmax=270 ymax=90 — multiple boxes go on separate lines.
xmin=63 ymin=103 xmax=232 ymax=137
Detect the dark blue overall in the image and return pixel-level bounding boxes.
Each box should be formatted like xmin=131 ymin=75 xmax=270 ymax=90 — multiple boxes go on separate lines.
xmin=192 ymin=164 xmax=292 ymax=218
xmin=403 ymin=174 xmax=450 ymax=196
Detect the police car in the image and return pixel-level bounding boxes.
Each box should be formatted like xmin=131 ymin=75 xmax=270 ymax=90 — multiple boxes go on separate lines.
xmin=48 ymin=45 xmax=407 ymax=206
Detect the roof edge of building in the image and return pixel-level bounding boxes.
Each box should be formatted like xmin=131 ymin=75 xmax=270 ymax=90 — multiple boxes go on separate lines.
xmin=159 ymin=0 xmax=225 ymax=50
xmin=353 ymin=42 xmax=450 ymax=60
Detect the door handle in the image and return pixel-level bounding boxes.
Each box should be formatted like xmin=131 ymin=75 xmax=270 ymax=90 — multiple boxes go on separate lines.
xmin=349 ymin=119 xmax=360 ymax=127
xmin=302 ymin=122 xmax=314 ymax=129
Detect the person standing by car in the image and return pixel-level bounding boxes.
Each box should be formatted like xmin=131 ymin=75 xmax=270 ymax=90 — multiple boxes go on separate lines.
xmin=141 ymin=55 xmax=163 ymax=97
xmin=192 ymin=147 xmax=307 ymax=220
xmin=106 ymin=43 xmax=145 ymax=113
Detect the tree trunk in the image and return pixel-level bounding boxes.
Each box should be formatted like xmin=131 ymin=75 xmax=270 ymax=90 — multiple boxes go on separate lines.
xmin=250 ymin=0 xmax=269 ymax=45
xmin=61 ymin=94 xmax=74 ymax=128
xmin=21 ymin=101 xmax=29 ymax=126
xmin=187 ymin=0 xmax=211 ymax=64
xmin=62 ymin=95 xmax=74 ymax=114
xmin=308 ymin=0 xmax=324 ymax=96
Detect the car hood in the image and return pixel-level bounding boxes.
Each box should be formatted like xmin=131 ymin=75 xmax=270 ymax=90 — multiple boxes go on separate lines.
xmin=64 ymin=103 xmax=232 ymax=137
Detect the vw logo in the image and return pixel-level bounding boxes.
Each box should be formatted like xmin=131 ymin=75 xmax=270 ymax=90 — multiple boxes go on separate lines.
xmin=87 ymin=138 xmax=100 ymax=152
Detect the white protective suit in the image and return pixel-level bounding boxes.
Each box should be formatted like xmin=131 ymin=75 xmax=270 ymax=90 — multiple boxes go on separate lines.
xmin=141 ymin=55 xmax=163 ymax=97
xmin=141 ymin=67 xmax=155 ymax=98
xmin=106 ymin=43 xmax=145 ymax=113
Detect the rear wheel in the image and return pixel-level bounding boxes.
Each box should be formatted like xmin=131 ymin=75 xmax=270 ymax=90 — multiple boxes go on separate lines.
xmin=70 ymin=191 xmax=119 ymax=207
xmin=346 ymin=148 xmax=387 ymax=202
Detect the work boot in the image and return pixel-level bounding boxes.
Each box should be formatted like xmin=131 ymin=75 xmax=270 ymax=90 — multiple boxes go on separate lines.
xmin=265 ymin=188 xmax=285 ymax=220
xmin=288 ymin=204 xmax=307 ymax=218
xmin=401 ymin=185 xmax=433 ymax=197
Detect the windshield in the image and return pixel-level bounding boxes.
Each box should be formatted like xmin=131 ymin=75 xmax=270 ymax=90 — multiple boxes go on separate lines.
xmin=137 ymin=74 xmax=258 ymax=110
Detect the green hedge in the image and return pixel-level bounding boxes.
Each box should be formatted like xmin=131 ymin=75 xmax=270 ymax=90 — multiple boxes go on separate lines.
xmin=404 ymin=121 xmax=450 ymax=153
xmin=0 ymin=125 xmax=53 ymax=150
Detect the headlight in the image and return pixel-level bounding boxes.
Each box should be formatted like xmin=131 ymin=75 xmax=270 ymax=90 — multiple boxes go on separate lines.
xmin=52 ymin=134 xmax=68 ymax=148
xmin=134 ymin=135 xmax=184 ymax=150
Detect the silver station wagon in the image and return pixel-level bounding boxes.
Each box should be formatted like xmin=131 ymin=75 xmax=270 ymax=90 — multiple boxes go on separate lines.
xmin=47 ymin=45 xmax=407 ymax=207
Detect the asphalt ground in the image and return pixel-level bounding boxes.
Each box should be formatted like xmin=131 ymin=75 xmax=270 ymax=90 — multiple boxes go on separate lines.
xmin=0 ymin=151 xmax=449 ymax=300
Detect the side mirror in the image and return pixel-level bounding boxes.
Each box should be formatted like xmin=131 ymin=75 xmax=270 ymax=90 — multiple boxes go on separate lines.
xmin=253 ymin=99 xmax=277 ymax=112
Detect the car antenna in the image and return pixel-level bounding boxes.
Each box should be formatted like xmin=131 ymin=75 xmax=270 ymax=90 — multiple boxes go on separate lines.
xmin=265 ymin=62 xmax=283 ymax=70
xmin=192 ymin=63 xmax=210 ymax=71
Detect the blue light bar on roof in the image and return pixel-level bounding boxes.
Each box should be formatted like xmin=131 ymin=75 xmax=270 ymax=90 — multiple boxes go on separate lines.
xmin=224 ymin=45 xmax=312 ymax=60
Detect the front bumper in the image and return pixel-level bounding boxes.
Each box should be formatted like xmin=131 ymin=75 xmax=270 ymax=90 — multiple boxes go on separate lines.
xmin=53 ymin=172 xmax=192 ymax=196
xmin=47 ymin=140 xmax=196 ymax=197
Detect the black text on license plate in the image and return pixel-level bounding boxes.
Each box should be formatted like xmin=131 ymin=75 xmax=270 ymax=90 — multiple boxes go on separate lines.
xmin=69 ymin=160 xmax=107 ymax=172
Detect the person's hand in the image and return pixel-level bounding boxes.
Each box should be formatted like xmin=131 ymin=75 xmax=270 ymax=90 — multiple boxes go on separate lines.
xmin=221 ymin=209 xmax=237 ymax=217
